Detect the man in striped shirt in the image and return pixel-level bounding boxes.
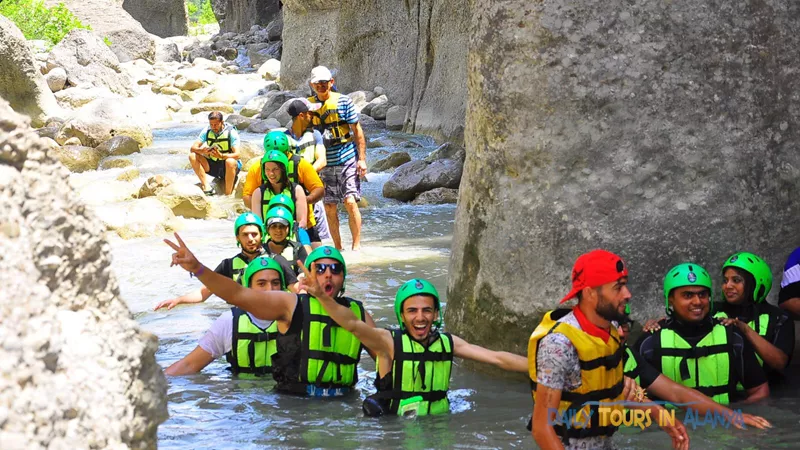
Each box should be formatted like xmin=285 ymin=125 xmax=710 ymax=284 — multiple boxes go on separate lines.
xmin=308 ymin=66 xmax=367 ymax=251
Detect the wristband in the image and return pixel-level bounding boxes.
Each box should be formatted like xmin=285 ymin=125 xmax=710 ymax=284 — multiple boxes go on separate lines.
xmin=191 ymin=266 xmax=205 ymax=278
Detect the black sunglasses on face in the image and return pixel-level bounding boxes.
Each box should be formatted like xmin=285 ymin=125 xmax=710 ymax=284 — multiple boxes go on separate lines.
xmin=315 ymin=263 xmax=343 ymax=275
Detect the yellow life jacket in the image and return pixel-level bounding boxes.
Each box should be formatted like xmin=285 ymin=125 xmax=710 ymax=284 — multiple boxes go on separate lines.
xmin=205 ymin=124 xmax=235 ymax=161
xmin=308 ymin=92 xmax=352 ymax=145
xmin=528 ymin=311 xmax=625 ymax=442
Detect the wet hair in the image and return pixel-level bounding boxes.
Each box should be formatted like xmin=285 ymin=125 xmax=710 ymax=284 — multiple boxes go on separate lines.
xmin=207 ymin=111 xmax=224 ymax=122
xmin=726 ymin=266 xmax=756 ymax=304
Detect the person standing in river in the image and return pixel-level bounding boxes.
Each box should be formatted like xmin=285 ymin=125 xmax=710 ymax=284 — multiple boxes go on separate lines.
xmin=165 ymin=235 xmax=378 ymax=397
xmin=307 ymin=66 xmax=367 ymax=251
xmin=528 ymin=249 xmax=688 ymax=450
xmin=189 ymin=111 xmax=241 ymax=196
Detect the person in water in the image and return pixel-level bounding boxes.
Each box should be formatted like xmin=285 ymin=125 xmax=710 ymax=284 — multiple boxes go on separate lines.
xmin=778 ymin=246 xmax=800 ymax=320
xmin=529 ymin=250 xmax=688 ymax=450
xmin=308 ymin=66 xmax=367 ymax=251
xmin=634 ymin=263 xmax=769 ymax=405
xmin=164 ymin=256 xmax=287 ymax=376
xmin=153 ymin=213 xmax=298 ymax=310
xmin=189 ymin=111 xmax=241 ymax=196
xmin=617 ymin=306 xmax=772 ymax=430
xmin=165 ymin=235 xmax=377 ymax=397
xmin=243 ymin=130 xmax=326 ymax=247
xmin=299 ymin=274 xmax=528 ymax=416
xmin=714 ymin=252 xmax=794 ymax=379
xmin=251 ymin=149 xmax=309 ymax=246
xmin=264 ymin=205 xmax=308 ymax=275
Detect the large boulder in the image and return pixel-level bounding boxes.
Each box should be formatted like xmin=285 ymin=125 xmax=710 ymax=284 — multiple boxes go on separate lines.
xmin=45 ymin=0 xmax=158 ymax=63
xmin=385 ymin=105 xmax=407 ymax=130
xmin=94 ymin=197 xmax=183 ymax=238
xmin=156 ymin=183 xmax=212 ymax=219
xmin=51 ymin=145 xmax=105 ymax=172
xmin=257 ymin=58 xmax=281 ymax=81
xmin=259 ymin=91 xmax=298 ymax=118
xmin=121 ymin=0 xmax=189 ymax=38
xmin=54 ymin=86 xmax=119 ymax=109
xmin=371 ymin=151 xmax=411 ymax=172
xmin=382 ymin=158 xmax=463 ymax=202
xmin=246 ymin=41 xmax=282 ymax=68
xmin=96 ymin=135 xmax=141 ymax=157
xmin=446 ymin=0 xmax=800 ymax=354
xmin=47 ymin=30 xmax=133 ymax=96
xmin=0 ymin=17 xmax=60 ymax=127
xmin=245 ymin=118 xmax=281 ymax=133
xmin=240 ymin=94 xmax=270 ymax=117
xmin=45 ymin=67 xmax=68 ymax=93
xmin=190 ymin=103 xmax=234 ymax=115
xmin=0 ymin=97 xmax=167 ymax=448
xmin=59 ymin=98 xmax=153 ymax=148
xmin=211 ymin=0 xmax=281 ymax=33
xmin=154 ymin=39 xmax=181 ymax=63
xmin=200 ymin=86 xmax=238 ymax=104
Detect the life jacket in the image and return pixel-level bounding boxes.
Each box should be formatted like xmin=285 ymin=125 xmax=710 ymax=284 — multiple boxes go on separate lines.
xmin=714 ymin=308 xmax=773 ymax=367
xmin=373 ymin=330 xmax=453 ymax=416
xmin=260 ymin=182 xmax=298 ymax=234
xmin=205 ymin=124 xmax=235 ymax=161
xmin=266 ymin=239 xmax=301 ymax=273
xmin=528 ymin=310 xmax=625 ymax=442
xmin=308 ymin=92 xmax=352 ymax=145
xmin=623 ymin=346 xmax=641 ymax=386
xmin=273 ymin=294 xmax=365 ymax=395
xmin=231 ymin=254 xmax=249 ymax=285
xmin=292 ymin=129 xmax=318 ymax=164
xmin=225 ymin=307 xmax=279 ymax=376
xmin=653 ymin=323 xmax=737 ymax=405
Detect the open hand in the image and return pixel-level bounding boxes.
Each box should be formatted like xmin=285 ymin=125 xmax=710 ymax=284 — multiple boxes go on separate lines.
xmin=739 ymin=413 xmax=772 ymax=430
xmin=643 ymin=317 xmax=666 ymax=333
xmin=297 ymin=260 xmax=324 ymax=299
xmin=164 ymin=233 xmax=201 ymax=274
xmin=719 ymin=317 xmax=748 ymax=332
xmin=154 ymin=298 xmax=182 ymax=311
xmin=660 ymin=417 xmax=689 ymax=450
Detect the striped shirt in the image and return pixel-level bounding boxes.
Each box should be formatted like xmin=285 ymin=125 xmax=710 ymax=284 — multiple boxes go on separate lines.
xmin=313 ymin=93 xmax=359 ymax=166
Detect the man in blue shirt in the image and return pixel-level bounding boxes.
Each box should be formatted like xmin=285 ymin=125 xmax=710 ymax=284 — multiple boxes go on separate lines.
xmin=189 ymin=111 xmax=242 ymax=196
xmin=307 ymin=66 xmax=367 ymax=251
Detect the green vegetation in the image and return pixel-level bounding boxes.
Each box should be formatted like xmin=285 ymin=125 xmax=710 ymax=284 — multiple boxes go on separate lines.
xmin=186 ymin=0 xmax=217 ymax=26
xmin=0 ymin=0 xmax=90 ymax=47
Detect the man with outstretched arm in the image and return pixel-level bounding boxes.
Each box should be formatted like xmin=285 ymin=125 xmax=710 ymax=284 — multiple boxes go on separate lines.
xmin=165 ymin=233 xmax=377 ymax=397
xmin=297 ymin=271 xmax=527 ymax=416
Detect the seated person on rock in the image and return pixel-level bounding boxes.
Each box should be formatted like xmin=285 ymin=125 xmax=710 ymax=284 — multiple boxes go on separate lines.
xmin=189 ymin=111 xmax=241 ymax=196
xmin=243 ymin=130 xmax=325 ymax=248
xmin=165 ymin=237 xmax=378 ymax=397
xmin=264 ymin=205 xmax=308 ymax=276
xmin=778 ymin=246 xmax=800 ymax=320
xmin=300 ymin=275 xmax=529 ymax=416
xmin=165 ymin=256 xmax=287 ymax=376
xmin=634 ymin=263 xmax=769 ymax=405
xmin=154 ymin=212 xmax=298 ymax=310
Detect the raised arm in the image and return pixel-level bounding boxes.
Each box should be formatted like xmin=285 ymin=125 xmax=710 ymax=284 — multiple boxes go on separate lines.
xmin=165 ymin=233 xmax=295 ymax=321
xmin=451 ymin=335 xmax=527 ymax=373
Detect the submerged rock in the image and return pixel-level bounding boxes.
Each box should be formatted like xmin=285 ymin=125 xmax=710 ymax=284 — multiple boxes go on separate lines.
xmin=0 ymin=96 xmax=167 ymax=448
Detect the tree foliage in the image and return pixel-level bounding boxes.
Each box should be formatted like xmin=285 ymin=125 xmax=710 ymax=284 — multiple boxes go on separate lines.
xmin=0 ymin=0 xmax=91 ymax=46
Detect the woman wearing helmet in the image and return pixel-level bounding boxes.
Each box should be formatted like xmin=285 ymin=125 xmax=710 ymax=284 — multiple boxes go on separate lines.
xmin=715 ymin=252 xmax=794 ymax=375
xmin=251 ymin=149 xmax=308 ymax=237
xmin=264 ymin=205 xmax=308 ymax=275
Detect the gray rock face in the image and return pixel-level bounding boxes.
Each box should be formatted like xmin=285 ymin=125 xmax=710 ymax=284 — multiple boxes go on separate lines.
xmin=122 ymin=0 xmax=189 ymax=38
xmin=446 ymin=0 xmax=800 ymax=354
xmin=246 ymin=117 xmax=281 ymax=133
xmin=155 ymin=39 xmax=181 ymax=62
xmin=247 ymin=41 xmax=283 ymax=68
xmin=370 ymin=101 xmax=390 ymax=120
xmin=0 ymin=17 xmax=60 ymax=127
xmin=371 ymin=151 xmax=411 ymax=172
xmin=385 ymin=105 xmax=407 ymax=130
xmin=412 ymin=187 xmax=458 ymax=205
xmin=0 ymin=96 xmax=167 ymax=447
xmin=47 ymin=30 xmax=133 ymax=96
xmin=212 ymin=0 xmax=281 ymax=33
xmin=259 ymin=91 xmax=298 ymax=118
xmin=96 ymin=135 xmax=141 ymax=157
xmin=45 ymin=0 xmax=157 ymax=63
xmin=226 ymin=114 xmax=253 ymax=130
xmin=281 ymin=0 xmax=468 ymax=142
xmin=382 ymin=157 xmax=463 ymax=202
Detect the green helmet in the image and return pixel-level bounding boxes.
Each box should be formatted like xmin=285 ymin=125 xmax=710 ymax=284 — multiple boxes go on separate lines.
xmin=722 ymin=252 xmax=773 ymax=303
xmin=242 ymin=256 xmax=286 ymax=290
xmin=663 ymin=263 xmax=713 ymax=315
xmin=268 ymin=194 xmax=295 ymax=216
xmin=394 ymin=278 xmax=441 ymax=329
xmin=261 ymin=150 xmax=289 ymax=183
xmin=234 ymin=212 xmax=265 ymax=240
xmin=305 ymin=246 xmax=347 ymax=294
xmin=263 ymin=130 xmax=290 ymax=154
xmin=266 ymin=205 xmax=294 ymax=230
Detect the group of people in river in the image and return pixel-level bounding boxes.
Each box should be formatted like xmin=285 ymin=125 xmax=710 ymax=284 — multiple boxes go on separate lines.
xmin=160 ymin=65 xmax=800 ymax=449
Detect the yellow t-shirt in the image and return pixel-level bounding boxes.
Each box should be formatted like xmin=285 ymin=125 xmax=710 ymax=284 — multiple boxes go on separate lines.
xmin=243 ymin=155 xmax=323 ymax=226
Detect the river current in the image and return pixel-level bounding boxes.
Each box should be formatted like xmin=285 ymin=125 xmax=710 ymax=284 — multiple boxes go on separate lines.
xmin=89 ymin=77 xmax=800 ymax=449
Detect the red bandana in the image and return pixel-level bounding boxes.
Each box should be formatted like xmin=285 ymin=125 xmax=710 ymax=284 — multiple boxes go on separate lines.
xmin=573 ymin=306 xmax=611 ymax=344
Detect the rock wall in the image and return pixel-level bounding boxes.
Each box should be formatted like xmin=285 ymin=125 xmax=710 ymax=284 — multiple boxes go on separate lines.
xmin=0 ymin=97 xmax=167 ymax=447
xmin=122 ymin=0 xmax=188 ymax=37
xmin=211 ymin=0 xmax=281 ymax=33
xmin=281 ymin=0 xmax=468 ymax=142
xmin=0 ymin=17 xmax=60 ymax=127
xmin=446 ymin=0 xmax=800 ymax=354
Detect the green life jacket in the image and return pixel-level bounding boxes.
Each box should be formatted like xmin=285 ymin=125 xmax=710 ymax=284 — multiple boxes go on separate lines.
xmin=655 ymin=323 xmax=737 ymax=405
xmin=231 ymin=254 xmax=249 ymax=285
xmin=225 ymin=307 xmax=279 ymax=376
xmin=378 ymin=330 xmax=453 ymax=416
xmin=299 ymin=294 xmax=365 ymax=388
xmin=713 ymin=310 xmax=772 ymax=367
xmin=623 ymin=346 xmax=641 ymax=387
xmin=260 ymin=183 xmax=299 ymax=240
xmin=205 ymin=124 xmax=235 ymax=161
xmin=266 ymin=240 xmax=301 ymax=273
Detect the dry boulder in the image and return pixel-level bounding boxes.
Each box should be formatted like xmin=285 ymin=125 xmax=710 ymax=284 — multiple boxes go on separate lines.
xmin=156 ymin=183 xmax=212 ymax=219
xmin=46 ymin=29 xmax=133 ymax=96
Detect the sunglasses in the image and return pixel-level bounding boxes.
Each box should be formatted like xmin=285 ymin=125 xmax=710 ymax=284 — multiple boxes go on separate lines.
xmin=315 ymin=263 xmax=343 ymax=275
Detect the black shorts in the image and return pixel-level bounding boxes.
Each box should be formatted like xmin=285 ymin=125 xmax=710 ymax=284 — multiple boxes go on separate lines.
xmin=206 ymin=158 xmax=241 ymax=181
xmin=305 ymin=226 xmax=321 ymax=243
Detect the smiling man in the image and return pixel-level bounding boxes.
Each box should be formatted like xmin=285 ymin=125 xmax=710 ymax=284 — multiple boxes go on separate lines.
xmin=634 ymin=263 xmax=769 ymax=405
xmin=295 ymin=275 xmax=527 ymax=416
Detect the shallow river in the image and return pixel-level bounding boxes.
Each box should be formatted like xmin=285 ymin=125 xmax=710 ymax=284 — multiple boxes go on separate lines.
xmin=100 ymin=86 xmax=800 ymax=449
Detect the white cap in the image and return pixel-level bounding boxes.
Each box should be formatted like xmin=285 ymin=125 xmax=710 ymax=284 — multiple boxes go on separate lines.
xmin=267 ymin=216 xmax=290 ymax=227
xmin=310 ymin=66 xmax=333 ymax=83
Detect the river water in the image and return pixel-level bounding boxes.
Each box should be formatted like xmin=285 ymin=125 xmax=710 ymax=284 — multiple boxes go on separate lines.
xmin=88 ymin=77 xmax=800 ymax=449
